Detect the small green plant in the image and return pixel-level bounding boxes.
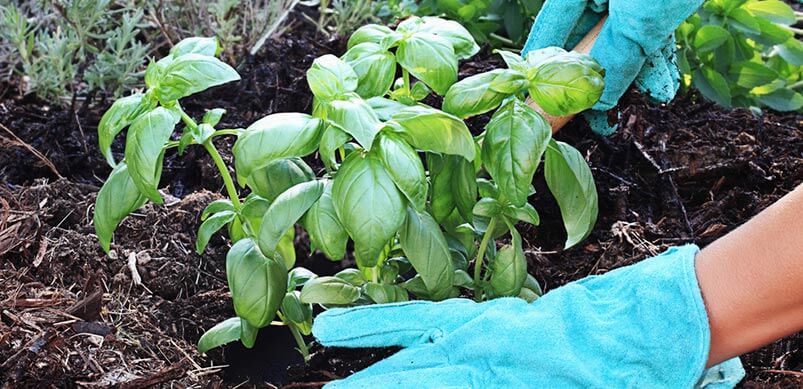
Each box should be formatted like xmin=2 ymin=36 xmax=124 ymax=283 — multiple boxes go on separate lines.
xmin=391 ymin=0 xmax=544 ymax=47
xmin=0 ymin=0 xmax=149 ymax=103
xmin=677 ymin=0 xmax=803 ymax=111
xmin=93 ymin=16 xmax=603 ymax=359
xmin=311 ymin=0 xmax=379 ymax=37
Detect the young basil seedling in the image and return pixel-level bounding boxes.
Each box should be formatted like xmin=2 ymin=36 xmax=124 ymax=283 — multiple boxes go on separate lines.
xmin=94 ymin=37 xmax=321 ymax=359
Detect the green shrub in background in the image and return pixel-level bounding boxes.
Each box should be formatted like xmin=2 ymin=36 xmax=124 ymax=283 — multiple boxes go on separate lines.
xmin=676 ymin=0 xmax=803 ymax=111
xmin=0 ymin=0 xmax=303 ymax=104
xmin=0 ymin=0 xmax=149 ymax=103
xmin=382 ymin=0 xmax=543 ymax=47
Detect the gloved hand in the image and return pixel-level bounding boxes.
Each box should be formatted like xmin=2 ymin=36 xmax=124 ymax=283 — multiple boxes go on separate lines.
xmin=522 ymin=0 xmax=702 ymax=135
xmin=313 ymin=245 xmax=745 ymax=388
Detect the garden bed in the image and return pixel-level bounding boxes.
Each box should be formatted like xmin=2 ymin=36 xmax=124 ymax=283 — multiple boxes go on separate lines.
xmin=1 ymin=14 xmax=801 ymax=388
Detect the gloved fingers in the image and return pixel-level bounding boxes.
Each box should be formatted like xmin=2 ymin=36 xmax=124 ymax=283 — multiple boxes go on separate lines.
xmin=565 ymin=10 xmax=606 ymax=49
xmin=312 ymin=299 xmax=485 ymax=348
xmin=610 ymin=0 xmax=703 ymax=55
xmin=635 ymin=38 xmax=681 ymax=103
xmin=589 ymin=23 xmax=648 ymax=111
xmin=522 ymin=0 xmax=590 ymax=55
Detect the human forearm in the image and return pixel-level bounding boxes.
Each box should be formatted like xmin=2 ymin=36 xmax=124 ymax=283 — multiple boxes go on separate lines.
xmin=696 ymin=183 xmax=803 ymax=367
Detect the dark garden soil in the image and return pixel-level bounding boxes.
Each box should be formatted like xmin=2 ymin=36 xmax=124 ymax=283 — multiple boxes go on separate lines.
xmin=1 ymin=10 xmax=801 ymax=389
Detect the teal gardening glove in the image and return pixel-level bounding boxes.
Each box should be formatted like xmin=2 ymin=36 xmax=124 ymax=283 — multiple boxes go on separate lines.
xmin=522 ymin=0 xmax=703 ymax=135
xmin=313 ymin=245 xmax=745 ymax=387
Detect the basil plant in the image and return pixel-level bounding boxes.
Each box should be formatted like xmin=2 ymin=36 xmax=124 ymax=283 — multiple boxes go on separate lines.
xmin=93 ymin=37 xmax=319 ymax=359
xmin=93 ymin=16 xmax=604 ymax=361
xmin=286 ymin=18 xmax=603 ymax=310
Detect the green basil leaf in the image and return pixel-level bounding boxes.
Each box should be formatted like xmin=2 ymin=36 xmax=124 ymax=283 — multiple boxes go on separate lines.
xmin=744 ymin=0 xmax=795 ymax=25
xmin=248 ymin=157 xmax=315 ymax=202
xmin=125 ymin=107 xmax=180 ymax=204
xmin=328 ymin=96 xmax=381 ymax=150
xmin=523 ymin=273 xmax=543 ymax=296
xmin=155 ymin=54 xmax=240 ymax=102
xmin=98 ymin=93 xmax=146 ymax=167
xmin=335 ymin=268 xmax=366 ymax=286
xmin=756 ymin=88 xmax=803 ymax=112
xmin=401 ymin=274 xmax=431 ymax=299
xmin=332 ymin=153 xmax=406 ymax=267
xmin=363 ymin=282 xmax=409 ymax=304
xmin=307 ymin=55 xmax=359 ymax=100
xmin=257 ymin=180 xmax=324 ymax=255
xmin=694 ymin=68 xmax=732 ymax=107
xmin=777 ymin=38 xmax=803 ymax=66
xmin=304 ymin=180 xmax=349 ymax=261
xmin=528 ymin=53 xmax=605 ymax=116
xmin=171 ymin=37 xmax=219 ymax=57
xmin=376 ymin=133 xmax=428 ymax=211
xmin=396 ymin=32 xmax=458 ymax=95
xmin=233 ymin=113 xmax=324 ymax=186
xmin=229 ymin=216 xmax=246 ymax=243
xmin=342 ymin=42 xmax=396 ymax=98
xmin=518 ymin=287 xmax=539 ymax=303
xmin=240 ymin=318 xmax=259 ymax=348
xmin=728 ymin=8 xmax=760 ymax=34
xmin=227 ymin=238 xmax=287 ymax=327
xmin=524 ymin=47 xmax=570 ymax=68
xmin=443 ymin=69 xmax=528 ymax=118
xmin=752 ymin=17 xmax=793 ymax=46
xmin=281 ymin=291 xmax=308 ymax=324
xmin=477 ymin=178 xmax=499 ymax=199
xmin=399 ymin=207 xmax=454 ymax=300
xmin=198 ymin=317 xmax=243 ymax=353
xmin=490 ymin=225 xmax=526 ymax=297
xmin=93 ymin=162 xmax=148 ymax=253
xmin=389 ymin=106 xmax=476 ymax=161
xmin=288 ymin=267 xmax=317 ymax=291
xmin=693 ymin=25 xmax=731 ymax=53
xmin=453 ymin=269 xmax=474 ymax=288
xmin=320 ymin=124 xmax=352 ymax=171
xmin=366 ymin=97 xmax=408 ymax=121
xmin=276 ymin=228 xmax=296 ymax=269
xmin=299 ymin=276 xmax=361 ymax=305
xmin=410 ymin=82 xmax=432 ymax=101
xmin=482 ymin=99 xmax=551 ymax=207
xmin=495 ymin=50 xmax=528 ymax=73
xmin=729 ymin=61 xmax=780 ymax=88
xmin=239 ymin=194 xmax=271 ymax=234
xmin=412 ymin=16 xmax=480 ymax=60
xmin=348 ymin=24 xmax=396 ymax=49
xmin=428 ymin=154 xmax=477 ymax=226
xmin=544 ymin=140 xmax=598 ymax=249
xmin=504 ymin=203 xmax=540 ymax=226
xmin=203 ymin=108 xmax=226 ymax=126
xmin=472 ymin=197 xmax=502 ymax=218
xmin=202 ymin=199 xmax=234 ymax=221
xmin=144 ymin=60 xmax=161 ymax=90
xmin=196 ymin=210 xmax=235 ymax=254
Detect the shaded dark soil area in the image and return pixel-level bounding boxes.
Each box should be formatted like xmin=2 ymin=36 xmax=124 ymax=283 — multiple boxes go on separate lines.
xmin=1 ymin=11 xmax=801 ymax=389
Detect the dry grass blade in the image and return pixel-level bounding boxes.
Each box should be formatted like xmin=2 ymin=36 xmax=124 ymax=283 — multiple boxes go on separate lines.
xmin=0 ymin=122 xmax=62 ymax=178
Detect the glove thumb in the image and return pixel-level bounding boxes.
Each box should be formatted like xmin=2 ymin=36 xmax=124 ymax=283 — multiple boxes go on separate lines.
xmin=312 ymin=299 xmax=486 ymax=348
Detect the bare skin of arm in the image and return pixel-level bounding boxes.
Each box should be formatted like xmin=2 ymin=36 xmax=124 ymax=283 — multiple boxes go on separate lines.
xmin=697 ymin=183 xmax=803 ymax=367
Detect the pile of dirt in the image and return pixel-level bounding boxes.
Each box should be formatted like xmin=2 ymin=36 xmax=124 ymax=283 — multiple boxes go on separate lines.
xmin=1 ymin=9 xmax=801 ymax=388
